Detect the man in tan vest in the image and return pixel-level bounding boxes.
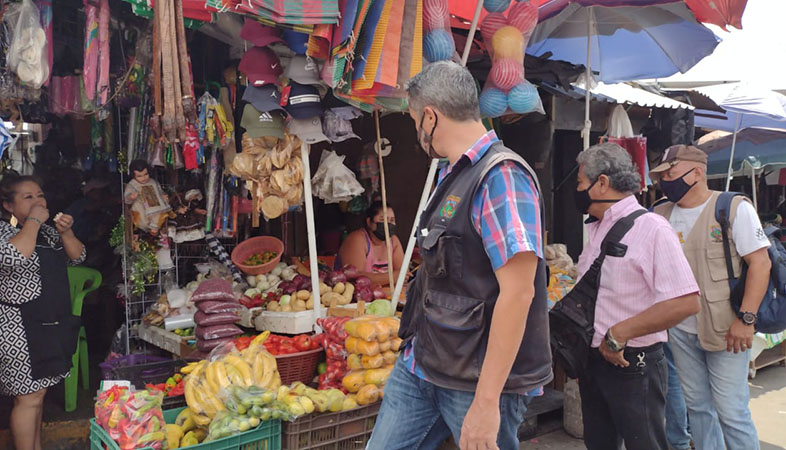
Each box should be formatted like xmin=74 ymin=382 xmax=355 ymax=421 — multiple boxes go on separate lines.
xmin=651 ymin=144 xmax=771 ymax=450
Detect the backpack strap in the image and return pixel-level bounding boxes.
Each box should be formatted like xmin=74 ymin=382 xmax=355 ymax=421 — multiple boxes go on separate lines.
xmin=715 ymin=192 xmax=747 ymax=282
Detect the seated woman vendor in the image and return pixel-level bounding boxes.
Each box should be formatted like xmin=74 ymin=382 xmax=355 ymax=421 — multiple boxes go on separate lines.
xmin=337 ymin=202 xmax=404 ymax=287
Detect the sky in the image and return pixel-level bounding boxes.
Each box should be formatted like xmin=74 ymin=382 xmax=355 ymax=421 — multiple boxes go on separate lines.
xmin=659 ymin=0 xmax=786 ymax=90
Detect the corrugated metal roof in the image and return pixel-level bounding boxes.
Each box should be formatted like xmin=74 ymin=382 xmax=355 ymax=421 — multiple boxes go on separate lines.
xmin=567 ymin=82 xmax=694 ymax=110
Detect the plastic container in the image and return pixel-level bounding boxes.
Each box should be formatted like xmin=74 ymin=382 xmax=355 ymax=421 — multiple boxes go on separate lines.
xmin=275 ymin=348 xmax=324 ymax=386
xmin=100 ymin=355 xmax=187 ymax=390
xmin=254 ymin=309 xmax=326 ymax=335
xmin=90 ymin=407 xmax=281 ymax=450
xmin=231 ymin=236 xmax=285 ymax=275
xmin=281 ymin=402 xmax=380 ymax=450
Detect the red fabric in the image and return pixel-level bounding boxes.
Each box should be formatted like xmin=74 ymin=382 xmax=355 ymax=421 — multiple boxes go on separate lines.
xmin=602 ymin=136 xmax=649 ymax=190
xmin=685 ymin=0 xmax=746 ymax=30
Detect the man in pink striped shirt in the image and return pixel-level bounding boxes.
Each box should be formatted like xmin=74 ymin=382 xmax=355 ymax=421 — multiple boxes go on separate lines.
xmin=574 ymin=143 xmax=700 ymax=450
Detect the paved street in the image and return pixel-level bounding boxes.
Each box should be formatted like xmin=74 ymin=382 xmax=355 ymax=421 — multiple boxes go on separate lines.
xmin=520 ymin=364 xmax=786 ymax=450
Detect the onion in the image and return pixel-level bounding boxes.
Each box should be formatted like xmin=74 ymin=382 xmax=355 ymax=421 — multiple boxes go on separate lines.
xmin=355 ymin=286 xmax=374 ymax=302
xmin=279 ymin=281 xmax=297 ymax=295
xmin=372 ymin=287 xmax=386 ymax=299
xmin=292 ymin=274 xmax=310 ymax=290
xmin=329 ymin=271 xmax=348 ymax=286
xmin=354 ymin=276 xmax=372 ymax=289
xmin=318 ymin=270 xmax=329 ymax=283
xmin=342 ymin=264 xmax=360 ymax=280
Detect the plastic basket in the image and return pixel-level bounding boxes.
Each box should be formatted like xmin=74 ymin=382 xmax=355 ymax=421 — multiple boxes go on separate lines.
xmin=231 ymin=236 xmax=285 ymax=276
xmin=281 ymin=402 xmax=380 ymax=450
xmin=90 ymin=407 xmax=281 ymax=450
xmin=275 ymin=348 xmax=324 ymax=386
xmin=100 ymin=355 xmax=187 ymax=390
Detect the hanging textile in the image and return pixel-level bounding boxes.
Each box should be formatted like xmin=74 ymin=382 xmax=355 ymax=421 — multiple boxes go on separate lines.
xmin=601 ymin=136 xmax=651 ymax=189
xmin=236 ymin=0 xmax=341 ymax=26
xmin=82 ymin=0 xmax=111 ymax=107
xmin=35 ymin=0 xmax=52 ymax=87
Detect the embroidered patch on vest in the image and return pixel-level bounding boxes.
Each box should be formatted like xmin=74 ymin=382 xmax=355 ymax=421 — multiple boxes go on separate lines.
xmin=440 ymin=195 xmax=461 ymax=219
xmin=710 ymin=226 xmax=723 ymax=243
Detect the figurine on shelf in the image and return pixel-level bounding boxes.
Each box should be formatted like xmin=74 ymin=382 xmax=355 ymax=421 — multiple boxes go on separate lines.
xmin=167 ymin=188 xmax=207 ymax=243
xmin=124 ymin=159 xmax=172 ymax=236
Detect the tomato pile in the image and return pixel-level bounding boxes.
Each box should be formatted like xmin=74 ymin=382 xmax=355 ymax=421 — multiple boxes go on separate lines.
xmin=233 ymin=333 xmax=321 ymax=355
xmin=243 ymin=251 xmax=278 ymax=266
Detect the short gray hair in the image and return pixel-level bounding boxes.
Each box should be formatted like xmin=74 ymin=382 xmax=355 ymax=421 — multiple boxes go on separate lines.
xmin=405 ymin=61 xmax=480 ymax=122
xmin=577 ymin=143 xmax=642 ymax=194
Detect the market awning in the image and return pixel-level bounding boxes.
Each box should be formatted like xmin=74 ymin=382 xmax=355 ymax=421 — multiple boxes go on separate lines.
xmin=558 ymin=82 xmax=694 ymax=110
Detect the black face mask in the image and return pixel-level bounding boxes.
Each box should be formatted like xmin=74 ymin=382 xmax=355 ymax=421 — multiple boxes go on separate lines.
xmin=373 ymin=222 xmax=395 ymax=241
xmin=574 ymin=178 xmax=622 ymax=215
xmin=660 ymin=168 xmax=697 ymax=203
xmin=418 ymin=111 xmax=440 ymax=159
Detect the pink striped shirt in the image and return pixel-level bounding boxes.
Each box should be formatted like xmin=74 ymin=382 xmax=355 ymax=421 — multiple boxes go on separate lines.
xmin=577 ymin=196 xmax=700 ymax=348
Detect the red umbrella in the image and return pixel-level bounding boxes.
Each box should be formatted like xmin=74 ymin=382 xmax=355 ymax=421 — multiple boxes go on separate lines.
xmin=448 ymin=0 xmax=747 ymax=31
xmin=685 ymin=0 xmax=746 ymax=30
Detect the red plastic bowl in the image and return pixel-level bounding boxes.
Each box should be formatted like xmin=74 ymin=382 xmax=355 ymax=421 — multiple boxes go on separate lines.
xmin=231 ymin=236 xmax=285 ymax=275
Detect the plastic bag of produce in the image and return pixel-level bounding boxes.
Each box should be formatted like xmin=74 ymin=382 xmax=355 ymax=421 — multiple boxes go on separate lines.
xmin=94 ymin=386 xmax=166 ymax=450
xmin=194 ymin=310 xmax=239 ymax=326
xmin=196 ymin=324 xmax=244 ymax=341
xmin=196 ymin=300 xmax=242 ymax=314
xmin=191 ymin=278 xmax=235 ymax=303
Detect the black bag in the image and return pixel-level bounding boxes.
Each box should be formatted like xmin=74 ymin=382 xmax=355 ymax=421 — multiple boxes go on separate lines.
xmin=549 ymin=209 xmax=646 ymax=379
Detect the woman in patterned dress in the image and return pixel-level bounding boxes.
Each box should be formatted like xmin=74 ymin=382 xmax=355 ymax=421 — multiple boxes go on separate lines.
xmin=0 ymin=175 xmax=85 ymax=450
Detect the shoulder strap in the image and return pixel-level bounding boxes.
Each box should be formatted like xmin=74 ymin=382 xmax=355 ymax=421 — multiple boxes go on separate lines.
xmin=583 ymin=209 xmax=647 ymax=287
xmin=715 ymin=192 xmax=747 ymax=282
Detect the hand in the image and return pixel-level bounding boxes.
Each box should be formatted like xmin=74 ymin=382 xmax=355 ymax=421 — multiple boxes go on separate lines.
xmin=55 ymin=213 xmax=75 ymax=235
xmin=460 ymin=398 xmax=500 ymax=450
xmin=599 ymin=341 xmax=629 ymax=367
xmin=127 ymin=192 xmax=139 ymax=202
xmin=726 ymin=318 xmax=754 ymax=353
xmin=27 ymin=204 xmax=49 ymax=224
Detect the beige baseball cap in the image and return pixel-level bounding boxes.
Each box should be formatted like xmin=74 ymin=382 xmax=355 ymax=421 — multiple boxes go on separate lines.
xmin=649 ymin=144 xmax=708 ymax=179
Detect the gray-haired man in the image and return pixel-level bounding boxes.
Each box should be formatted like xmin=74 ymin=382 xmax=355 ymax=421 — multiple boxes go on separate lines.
xmin=574 ymin=143 xmax=700 ymax=450
xmin=368 ymin=61 xmax=552 ymax=450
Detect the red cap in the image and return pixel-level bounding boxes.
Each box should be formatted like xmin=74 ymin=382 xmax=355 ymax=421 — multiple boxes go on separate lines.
xmin=239 ymin=47 xmax=283 ymax=87
xmin=240 ymin=19 xmax=284 ymax=48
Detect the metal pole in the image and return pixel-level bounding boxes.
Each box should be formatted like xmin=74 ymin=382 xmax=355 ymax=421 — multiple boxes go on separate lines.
xmin=300 ymin=142 xmax=322 ymax=325
xmin=582 ymin=8 xmax=593 ymax=150
xmin=392 ymin=0 xmax=485 ymax=306
xmin=725 ymin=113 xmax=742 ymax=191
xmin=374 ymin=110 xmax=396 ymax=295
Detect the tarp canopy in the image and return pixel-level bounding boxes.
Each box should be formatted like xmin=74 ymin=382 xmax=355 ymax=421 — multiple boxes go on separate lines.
xmin=698 ymin=128 xmax=786 ymax=178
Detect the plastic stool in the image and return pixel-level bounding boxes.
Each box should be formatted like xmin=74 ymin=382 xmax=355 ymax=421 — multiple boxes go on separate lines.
xmin=65 ymin=266 xmax=102 ymax=412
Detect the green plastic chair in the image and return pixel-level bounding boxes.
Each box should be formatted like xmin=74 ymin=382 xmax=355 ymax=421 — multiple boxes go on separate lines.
xmin=65 ymin=266 xmax=102 ymax=412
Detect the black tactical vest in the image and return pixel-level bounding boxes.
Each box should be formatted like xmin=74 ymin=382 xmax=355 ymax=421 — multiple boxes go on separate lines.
xmin=399 ymin=141 xmax=553 ymax=394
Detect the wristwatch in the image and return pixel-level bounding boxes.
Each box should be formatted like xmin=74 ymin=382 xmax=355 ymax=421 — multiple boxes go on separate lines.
xmin=737 ymin=311 xmax=758 ymax=326
xmin=604 ymin=329 xmax=627 ymax=352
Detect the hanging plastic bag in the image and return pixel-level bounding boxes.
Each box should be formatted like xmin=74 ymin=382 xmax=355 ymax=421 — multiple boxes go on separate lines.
xmin=311 ymin=150 xmax=364 ymax=204
xmin=6 ymin=0 xmax=50 ymax=89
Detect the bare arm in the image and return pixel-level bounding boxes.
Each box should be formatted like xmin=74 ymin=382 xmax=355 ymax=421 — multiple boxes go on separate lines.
xmin=8 ymin=219 xmax=42 ymax=259
xmin=460 ymin=251 xmax=538 ymax=449
xmin=612 ymin=293 xmax=700 ymax=343
xmin=339 ymin=232 xmax=398 ymax=286
xmin=726 ymin=247 xmax=771 ymax=352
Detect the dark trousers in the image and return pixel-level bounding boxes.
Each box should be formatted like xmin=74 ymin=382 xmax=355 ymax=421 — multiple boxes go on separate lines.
xmin=579 ymin=343 xmax=668 ymax=450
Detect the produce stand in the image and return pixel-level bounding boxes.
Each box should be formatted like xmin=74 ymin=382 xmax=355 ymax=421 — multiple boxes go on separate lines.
xmin=89 ymin=407 xmax=282 ymax=450
xmin=281 ymin=403 xmax=380 ymax=450
xmin=749 ymin=332 xmax=786 ymax=378
xmin=138 ymin=323 xmax=197 ymax=358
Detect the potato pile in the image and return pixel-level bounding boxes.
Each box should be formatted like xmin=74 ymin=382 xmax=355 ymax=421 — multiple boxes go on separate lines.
xmin=341 ymin=316 xmax=402 ymax=405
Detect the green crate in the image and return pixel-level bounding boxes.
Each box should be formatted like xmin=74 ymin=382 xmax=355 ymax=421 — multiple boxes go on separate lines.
xmin=281 ymin=403 xmax=380 ymax=450
xmin=90 ymin=407 xmax=281 ymax=450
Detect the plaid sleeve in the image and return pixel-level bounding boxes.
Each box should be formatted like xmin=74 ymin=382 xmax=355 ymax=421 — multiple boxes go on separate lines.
xmin=473 ymin=161 xmax=543 ymax=271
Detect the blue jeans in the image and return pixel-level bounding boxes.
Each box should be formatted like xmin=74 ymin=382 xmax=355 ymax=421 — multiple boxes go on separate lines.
xmin=367 ymin=358 xmax=530 ymax=450
xmin=669 ymin=327 xmax=758 ymax=450
xmin=665 ymin=343 xmax=692 ymax=450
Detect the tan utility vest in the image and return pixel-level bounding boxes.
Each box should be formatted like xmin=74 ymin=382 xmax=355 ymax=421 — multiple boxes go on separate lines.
xmin=654 ymin=191 xmax=747 ymax=351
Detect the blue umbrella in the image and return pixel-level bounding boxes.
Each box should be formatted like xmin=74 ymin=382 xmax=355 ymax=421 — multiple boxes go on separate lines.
xmin=527 ymin=1 xmax=720 ymax=149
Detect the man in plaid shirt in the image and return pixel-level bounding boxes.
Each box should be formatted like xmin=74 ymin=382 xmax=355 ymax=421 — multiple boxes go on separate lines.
xmin=369 ymin=61 xmax=551 ymax=450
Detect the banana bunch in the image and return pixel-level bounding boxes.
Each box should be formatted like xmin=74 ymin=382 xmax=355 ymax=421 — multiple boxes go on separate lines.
xmin=183 ymin=332 xmax=281 ymax=425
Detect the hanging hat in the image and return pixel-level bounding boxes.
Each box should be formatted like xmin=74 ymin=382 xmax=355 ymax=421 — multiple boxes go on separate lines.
xmin=242 ymin=85 xmax=286 ymax=114
xmin=289 ymin=117 xmax=329 ymax=144
xmin=282 ymin=29 xmax=310 ymax=55
xmin=323 ymin=110 xmax=360 ymax=143
xmin=284 ymin=55 xmax=321 ymax=85
xmin=239 ymin=47 xmax=283 ymax=87
xmin=285 ymin=82 xmax=323 ymax=119
xmin=240 ymin=19 xmax=284 ymax=48
xmin=323 ymin=90 xmax=363 ymax=120
xmin=240 ymin=104 xmax=285 ymax=139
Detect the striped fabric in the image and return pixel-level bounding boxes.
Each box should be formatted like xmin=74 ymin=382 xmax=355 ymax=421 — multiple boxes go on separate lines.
xmin=238 ymin=0 xmax=340 ymax=25
xmin=204 ymin=232 xmax=245 ymax=284
xmin=577 ymin=196 xmax=700 ymax=348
